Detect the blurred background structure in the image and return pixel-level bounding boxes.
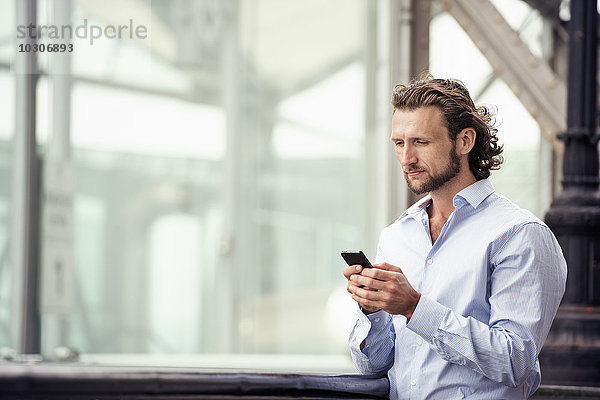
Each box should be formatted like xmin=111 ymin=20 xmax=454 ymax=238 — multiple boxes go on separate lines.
xmin=0 ymin=0 xmax=599 ymax=397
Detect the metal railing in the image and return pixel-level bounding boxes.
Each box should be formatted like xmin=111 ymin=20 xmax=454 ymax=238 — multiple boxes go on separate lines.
xmin=1 ymin=362 xmax=600 ymax=399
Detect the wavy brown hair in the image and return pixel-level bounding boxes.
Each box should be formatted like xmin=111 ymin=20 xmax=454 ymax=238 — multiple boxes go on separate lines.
xmin=391 ymin=75 xmax=503 ymax=180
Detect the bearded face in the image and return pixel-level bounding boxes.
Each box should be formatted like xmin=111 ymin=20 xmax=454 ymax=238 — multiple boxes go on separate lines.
xmin=391 ymin=107 xmax=466 ymax=196
xmin=403 ymin=140 xmax=461 ymax=195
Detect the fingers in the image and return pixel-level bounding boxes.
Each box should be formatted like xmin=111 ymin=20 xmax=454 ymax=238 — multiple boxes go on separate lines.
xmin=344 ymin=262 xmax=405 ymax=284
xmin=344 ymin=264 xmax=371 ymax=296
xmin=348 ymin=283 xmax=382 ymax=306
xmin=351 ymin=294 xmax=380 ymax=312
xmin=359 ymin=266 xmax=397 ymax=282
xmin=373 ymin=262 xmax=404 ymax=273
xmin=343 ymin=264 xmax=363 ymax=280
xmin=349 ymin=273 xmax=384 ymax=291
xmin=344 ymin=261 xmax=419 ymax=317
xmin=344 ymin=262 xmax=403 ymax=279
xmin=346 ymin=277 xmax=378 ymax=298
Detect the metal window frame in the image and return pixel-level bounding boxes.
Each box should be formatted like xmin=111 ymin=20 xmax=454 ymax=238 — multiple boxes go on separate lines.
xmin=11 ymin=0 xmax=41 ymax=354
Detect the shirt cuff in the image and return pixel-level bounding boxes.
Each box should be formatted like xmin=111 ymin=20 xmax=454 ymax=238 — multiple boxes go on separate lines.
xmin=406 ymin=295 xmax=447 ymax=342
xmin=366 ymin=309 xmax=388 ymax=329
xmin=354 ymin=305 xmax=389 ymax=331
xmin=349 ymin=306 xmax=388 ymax=355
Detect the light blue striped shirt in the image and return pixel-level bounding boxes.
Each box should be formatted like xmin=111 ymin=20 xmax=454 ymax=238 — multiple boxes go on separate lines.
xmin=349 ymin=178 xmax=567 ymax=399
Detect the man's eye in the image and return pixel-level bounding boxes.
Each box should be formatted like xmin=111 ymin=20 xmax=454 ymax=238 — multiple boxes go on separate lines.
xmin=416 ymin=140 xmax=428 ymax=145
xmin=395 ymin=141 xmax=404 ymax=147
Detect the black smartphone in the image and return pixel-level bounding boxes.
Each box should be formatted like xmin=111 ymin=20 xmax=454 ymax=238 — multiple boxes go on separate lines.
xmin=341 ymin=250 xmax=373 ymax=269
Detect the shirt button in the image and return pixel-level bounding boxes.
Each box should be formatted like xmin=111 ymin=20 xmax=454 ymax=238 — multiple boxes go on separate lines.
xmin=374 ymin=317 xmax=380 ymax=323
xmin=411 ymin=379 xmax=416 ymax=386
xmin=427 ymin=258 xmax=433 ymax=265
xmin=417 ymin=339 xmax=423 ymax=345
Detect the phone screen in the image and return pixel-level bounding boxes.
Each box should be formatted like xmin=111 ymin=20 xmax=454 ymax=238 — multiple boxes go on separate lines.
xmin=341 ymin=250 xmax=373 ymax=269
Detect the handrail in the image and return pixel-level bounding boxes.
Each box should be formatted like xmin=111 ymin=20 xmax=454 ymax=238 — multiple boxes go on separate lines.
xmin=0 ymin=363 xmax=389 ymax=399
xmin=1 ymin=363 xmax=599 ymax=399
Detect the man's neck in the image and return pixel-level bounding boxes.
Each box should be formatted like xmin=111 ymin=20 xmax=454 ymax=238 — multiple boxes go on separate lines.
xmin=428 ymin=173 xmax=477 ymax=221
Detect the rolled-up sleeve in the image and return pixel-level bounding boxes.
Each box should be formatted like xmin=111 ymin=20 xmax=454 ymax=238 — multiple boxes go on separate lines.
xmin=348 ymin=306 xmax=395 ymax=375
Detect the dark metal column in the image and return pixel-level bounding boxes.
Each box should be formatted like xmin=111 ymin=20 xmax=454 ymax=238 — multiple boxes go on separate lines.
xmin=542 ymin=0 xmax=600 ymax=386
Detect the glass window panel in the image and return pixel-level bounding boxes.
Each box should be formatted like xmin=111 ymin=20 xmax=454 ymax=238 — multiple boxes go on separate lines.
xmin=0 ymin=0 xmax=13 ymax=65
xmin=148 ymin=213 xmax=203 ymax=353
xmin=491 ymin=0 xmax=545 ymax=59
xmin=48 ymin=0 xmax=370 ymax=368
xmin=429 ymin=12 xmax=493 ymax=96
xmin=0 ymin=71 xmax=14 ymax=348
xmin=430 ymin=4 xmax=545 ymax=217
xmin=0 ymin=0 xmax=15 ymax=349
xmin=478 ymin=79 xmax=541 ymax=214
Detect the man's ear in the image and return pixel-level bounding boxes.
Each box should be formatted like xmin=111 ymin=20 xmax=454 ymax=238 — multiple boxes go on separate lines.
xmin=457 ymin=128 xmax=476 ymax=155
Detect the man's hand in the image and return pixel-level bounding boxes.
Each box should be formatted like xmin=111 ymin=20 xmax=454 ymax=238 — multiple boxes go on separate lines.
xmin=344 ymin=264 xmax=381 ymax=314
xmin=346 ymin=262 xmax=421 ymax=319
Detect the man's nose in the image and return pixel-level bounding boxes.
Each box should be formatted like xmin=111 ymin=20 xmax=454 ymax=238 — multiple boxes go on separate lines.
xmin=399 ymin=145 xmax=417 ymax=167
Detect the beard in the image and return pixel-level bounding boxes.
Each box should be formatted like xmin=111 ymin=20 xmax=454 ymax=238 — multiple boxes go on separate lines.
xmin=404 ymin=145 xmax=462 ymax=195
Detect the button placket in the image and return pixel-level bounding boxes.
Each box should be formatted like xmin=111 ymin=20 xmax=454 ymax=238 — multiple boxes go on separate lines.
xmin=422 ymin=253 xmax=435 ymax=295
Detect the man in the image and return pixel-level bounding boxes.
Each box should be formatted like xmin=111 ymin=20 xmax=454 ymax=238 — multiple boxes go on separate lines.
xmin=344 ymin=76 xmax=567 ymax=399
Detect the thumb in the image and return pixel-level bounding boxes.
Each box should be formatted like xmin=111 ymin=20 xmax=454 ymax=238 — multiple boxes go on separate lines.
xmin=373 ymin=262 xmax=404 ymax=274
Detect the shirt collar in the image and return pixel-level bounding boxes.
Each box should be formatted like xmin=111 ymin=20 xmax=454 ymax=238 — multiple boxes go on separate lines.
xmin=453 ymin=178 xmax=495 ymax=209
xmin=397 ymin=178 xmax=495 ymax=222
xmin=398 ymin=195 xmax=432 ymax=221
